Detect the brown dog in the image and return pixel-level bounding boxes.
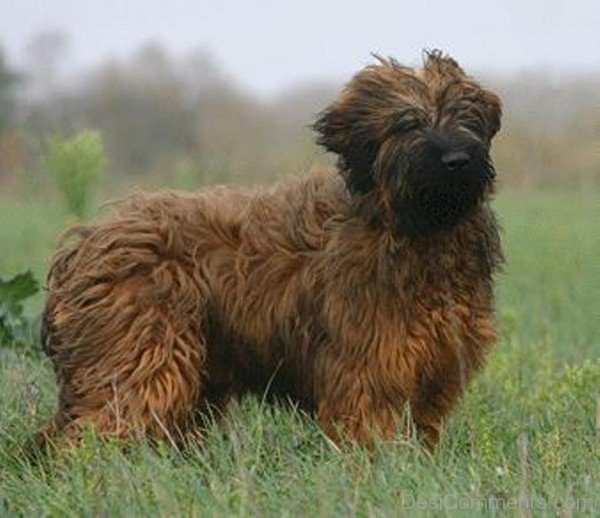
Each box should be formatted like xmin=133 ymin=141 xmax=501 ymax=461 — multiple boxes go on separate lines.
xmin=39 ymin=51 xmax=503 ymax=449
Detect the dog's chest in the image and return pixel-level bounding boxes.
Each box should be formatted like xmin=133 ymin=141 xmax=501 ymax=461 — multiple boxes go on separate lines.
xmin=397 ymin=270 xmax=495 ymax=385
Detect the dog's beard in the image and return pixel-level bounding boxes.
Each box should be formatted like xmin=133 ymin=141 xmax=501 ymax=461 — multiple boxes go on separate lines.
xmin=391 ymin=145 xmax=495 ymax=237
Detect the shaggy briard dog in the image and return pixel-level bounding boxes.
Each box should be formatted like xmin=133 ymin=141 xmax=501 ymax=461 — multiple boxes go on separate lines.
xmin=39 ymin=51 xmax=503 ymax=450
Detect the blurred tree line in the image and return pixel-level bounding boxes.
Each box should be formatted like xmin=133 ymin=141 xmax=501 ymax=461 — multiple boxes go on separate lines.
xmin=0 ymin=33 xmax=598 ymax=197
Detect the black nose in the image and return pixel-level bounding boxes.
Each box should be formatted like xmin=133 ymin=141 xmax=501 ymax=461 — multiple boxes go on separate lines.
xmin=441 ymin=151 xmax=471 ymax=171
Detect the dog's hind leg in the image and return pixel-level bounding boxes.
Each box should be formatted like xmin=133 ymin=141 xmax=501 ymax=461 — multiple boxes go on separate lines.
xmin=39 ymin=259 xmax=208 ymax=446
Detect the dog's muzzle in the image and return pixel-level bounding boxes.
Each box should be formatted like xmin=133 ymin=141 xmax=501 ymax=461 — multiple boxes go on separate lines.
xmin=393 ymin=131 xmax=494 ymax=236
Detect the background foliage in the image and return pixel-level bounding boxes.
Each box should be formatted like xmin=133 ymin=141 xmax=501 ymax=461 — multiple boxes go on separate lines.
xmin=46 ymin=131 xmax=104 ymax=218
xmin=0 ymin=271 xmax=38 ymax=350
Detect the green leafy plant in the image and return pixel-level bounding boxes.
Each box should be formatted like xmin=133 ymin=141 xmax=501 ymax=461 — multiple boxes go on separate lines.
xmin=0 ymin=271 xmax=38 ymax=347
xmin=46 ymin=130 xmax=105 ymax=218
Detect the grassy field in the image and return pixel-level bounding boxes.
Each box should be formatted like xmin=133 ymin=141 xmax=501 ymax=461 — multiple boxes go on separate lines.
xmin=0 ymin=190 xmax=598 ymax=515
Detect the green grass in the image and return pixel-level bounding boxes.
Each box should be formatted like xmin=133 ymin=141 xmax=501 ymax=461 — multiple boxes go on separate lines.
xmin=0 ymin=190 xmax=599 ymax=515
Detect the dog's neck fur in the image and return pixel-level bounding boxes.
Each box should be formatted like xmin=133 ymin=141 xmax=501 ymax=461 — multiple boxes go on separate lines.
xmin=320 ymin=170 xmax=503 ymax=287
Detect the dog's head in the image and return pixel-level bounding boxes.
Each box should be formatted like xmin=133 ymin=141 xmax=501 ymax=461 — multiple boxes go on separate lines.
xmin=314 ymin=51 xmax=502 ymax=236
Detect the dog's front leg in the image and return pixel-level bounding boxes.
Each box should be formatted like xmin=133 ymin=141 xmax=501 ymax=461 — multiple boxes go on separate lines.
xmin=314 ymin=360 xmax=402 ymax=446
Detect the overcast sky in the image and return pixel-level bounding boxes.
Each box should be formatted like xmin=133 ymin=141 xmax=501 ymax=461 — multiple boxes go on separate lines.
xmin=2 ymin=0 xmax=599 ymax=95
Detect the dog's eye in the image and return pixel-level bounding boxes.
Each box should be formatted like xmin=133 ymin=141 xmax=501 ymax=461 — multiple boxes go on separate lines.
xmin=401 ymin=119 xmax=422 ymax=132
xmin=459 ymin=114 xmax=485 ymax=135
xmin=387 ymin=107 xmax=428 ymax=136
xmin=388 ymin=117 xmax=422 ymax=137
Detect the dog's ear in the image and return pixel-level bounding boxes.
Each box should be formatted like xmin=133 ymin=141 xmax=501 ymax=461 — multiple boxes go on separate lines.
xmin=479 ymin=88 xmax=502 ymax=139
xmin=313 ymin=58 xmax=417 ymax=194
xmin=313 ymin=93 xmax=379 ymax=194
xmin=424 ymin=50 xmax=502 ymax=139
